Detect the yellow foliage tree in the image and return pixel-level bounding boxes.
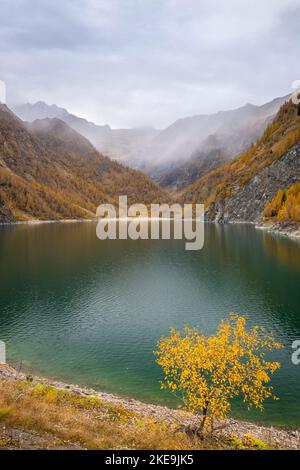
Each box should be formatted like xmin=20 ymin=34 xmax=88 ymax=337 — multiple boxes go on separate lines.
xmin=155 ymin=314 xmax=282 ymax=434
xmin=263 ymin=183 xmax=300 ymax=223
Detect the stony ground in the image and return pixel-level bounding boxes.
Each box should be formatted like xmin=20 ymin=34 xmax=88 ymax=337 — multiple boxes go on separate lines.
xmin=256 ymin=220 xmax=300 ymax=240
xmin=1 ymin=364 xmax=299 ymax=450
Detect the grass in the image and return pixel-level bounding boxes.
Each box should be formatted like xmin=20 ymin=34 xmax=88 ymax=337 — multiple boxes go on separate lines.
xmin=224 ymin=434 xmax=275 ymax=450
xmin=0 ymin=378 xmax=277 ymax=450
xmin=0 ymin=379 xmax=209 ymax=450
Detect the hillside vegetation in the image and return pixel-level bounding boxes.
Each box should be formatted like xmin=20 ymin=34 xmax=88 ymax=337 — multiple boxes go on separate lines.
xmin=1 ymin=100 xmax=299 ymax=227
xmin=13 ymin=97 xmax=287 ymax=188
xmin=179 ymin=100 xmax=300 ymax=222
xmin=263 ymin=183 xmax=300 ymax=223
xmin=0 ymin=105 xmax=168 ymax=223
xmin=130 ymin=95 xmax=288 ymax=187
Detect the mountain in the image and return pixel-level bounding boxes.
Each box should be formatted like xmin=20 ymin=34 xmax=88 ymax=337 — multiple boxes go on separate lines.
xmin=12 ymin=101 xmax=159 ymax=162
xmin=11 ymin=95 xmax=293 ymax=195
xmin=140 ymin=95 xmax=290 ymax=190
xmin=150 ymin=134 xmax=230 ymax=190
xmin=0 ymin=105 xmax=167 ymax=223
xmin=179 ymin=99 xmax=300 ymax=224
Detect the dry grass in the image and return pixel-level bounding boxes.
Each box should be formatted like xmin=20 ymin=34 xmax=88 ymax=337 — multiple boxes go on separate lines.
xmin=0 ymin=379 xmax=211 ymax=450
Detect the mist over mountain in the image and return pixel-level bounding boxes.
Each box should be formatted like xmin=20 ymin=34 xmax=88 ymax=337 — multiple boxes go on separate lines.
xmin=13 ymin=95 xmax=289 ymax=190
xmin=2 ymin=96 xmax=299 ymax=228
xmin=138 ymin=95 xmax=290 ymax=189
xmin=179 ymin=99 xmax=300 ymax=224
xmin=0 ymin=104 xmax=167 ymax=223
xmin=12 ymin=101 xmax=159 ymax=164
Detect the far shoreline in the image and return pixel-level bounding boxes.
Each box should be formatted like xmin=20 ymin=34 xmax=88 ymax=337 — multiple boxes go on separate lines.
xmin=0 ymin=218 xmax=97 ymax=226
xmin=1 ymin=217 xmax=299 ymax=242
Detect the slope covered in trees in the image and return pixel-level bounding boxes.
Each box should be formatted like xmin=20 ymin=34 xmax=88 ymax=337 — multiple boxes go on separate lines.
xmin=263 ymin=183 xmax=300 ymax=223
xmin=136 ymin=95 xmax=289 ymax=189
xmin=13 ymin=97 xmax=288 ymax=190
xmin=179 ymin=100 xmax=300 ymax=223
xmin=0 ymin=105 xmax=168 ymax=223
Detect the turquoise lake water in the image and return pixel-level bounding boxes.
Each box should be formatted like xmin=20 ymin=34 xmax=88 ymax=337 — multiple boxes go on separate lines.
xmin=0 ymin=222 xmax=299 ymax=427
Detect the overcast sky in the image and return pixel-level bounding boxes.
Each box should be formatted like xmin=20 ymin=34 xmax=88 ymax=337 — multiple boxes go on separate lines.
xmin=0 ymin=0 xmax=299 ymax=128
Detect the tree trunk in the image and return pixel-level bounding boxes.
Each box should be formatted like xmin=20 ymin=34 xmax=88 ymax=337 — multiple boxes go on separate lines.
xmin=197 ymin=406 xmax=208 ymax=438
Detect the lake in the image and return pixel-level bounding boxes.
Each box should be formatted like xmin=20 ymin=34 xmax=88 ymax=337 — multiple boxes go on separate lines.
xmin=0 ymin=222 xmax=300 ymax=427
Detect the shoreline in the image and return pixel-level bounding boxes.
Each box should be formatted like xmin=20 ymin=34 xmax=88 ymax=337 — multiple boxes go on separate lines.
xmin=1 ymin=363 xmax=299 ymax=449
xmin=1 ymin=217 xmax=300 ymax=242
xmin=212 ymin=218 xmax=300 ymax=241
xmin=255 ymin=221 xmax=300 ymax=240
xmin=0 ymin=218 xmax=97 ymax=226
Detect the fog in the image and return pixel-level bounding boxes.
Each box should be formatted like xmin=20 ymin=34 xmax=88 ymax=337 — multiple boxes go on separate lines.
xmin=0 ymin=0 xmax=299 ymax=128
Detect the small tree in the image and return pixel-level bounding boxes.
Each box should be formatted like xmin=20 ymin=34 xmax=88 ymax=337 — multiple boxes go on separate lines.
xmin=155 ymin=314 xmax=282 ymax=435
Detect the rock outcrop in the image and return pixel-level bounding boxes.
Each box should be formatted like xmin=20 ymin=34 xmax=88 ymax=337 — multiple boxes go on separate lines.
xmin=214 ymin=141 xmax=300 ymax=223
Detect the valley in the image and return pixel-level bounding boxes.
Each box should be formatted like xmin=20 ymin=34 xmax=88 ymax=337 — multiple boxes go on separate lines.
xmin=1 ymin=95 xmax=299 ymax=236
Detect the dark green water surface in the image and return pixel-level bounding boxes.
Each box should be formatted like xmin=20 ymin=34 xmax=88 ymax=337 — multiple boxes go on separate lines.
xmin=0 ymin=222 xmax=299 ymax=427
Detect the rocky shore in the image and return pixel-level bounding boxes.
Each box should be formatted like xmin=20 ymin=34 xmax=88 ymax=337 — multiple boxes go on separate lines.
xmin=1 ymin=364 xmax=299 ymax=450
xmin=256 ymin=220 xmax=300 ymax=240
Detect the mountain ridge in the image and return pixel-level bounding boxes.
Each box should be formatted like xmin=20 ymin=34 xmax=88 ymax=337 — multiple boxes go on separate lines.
xmin=12 ymin=95 xmax=290 ymax=191
xmin=0 ymin=105 xmax=168 ymax=223
xmin=178 ymin=99 xmax=300 ymax=225
xmin=12 ymin=101 xmax=159 ymax=163
xmin=142 ymin=95 xmax=290 ymax=189
xmin=2 ymin=98 xmax=300 ymax=229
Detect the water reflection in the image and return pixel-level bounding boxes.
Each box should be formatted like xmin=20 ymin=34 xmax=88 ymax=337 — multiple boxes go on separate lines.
xmin=0 ymin=222 xmax=299 ymax=427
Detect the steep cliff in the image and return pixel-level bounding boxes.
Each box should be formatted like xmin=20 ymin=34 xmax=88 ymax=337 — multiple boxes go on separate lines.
xmin=179 ymin=100 xmax=300 ymax=225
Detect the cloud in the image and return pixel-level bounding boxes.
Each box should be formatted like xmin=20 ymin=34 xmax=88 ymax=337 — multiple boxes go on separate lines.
xmin=0 ymin=0 xmax=299 ymax=127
